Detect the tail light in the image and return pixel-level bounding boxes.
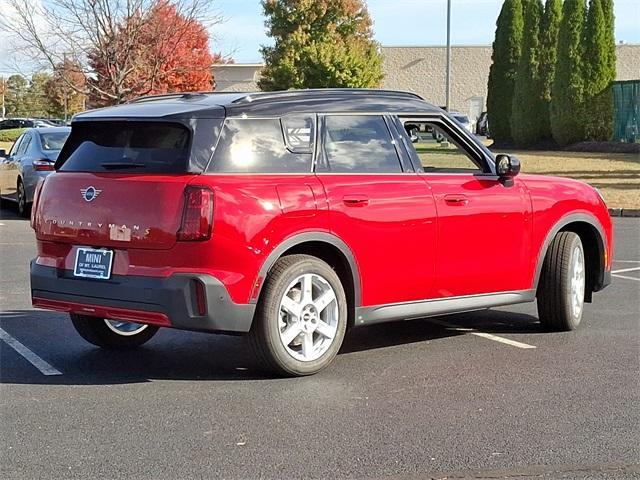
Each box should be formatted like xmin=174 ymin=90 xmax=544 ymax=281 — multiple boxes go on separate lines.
xmin=33 ymin=159 xmax=55 ymax=171
xmin=177 ymin=186 xmax=213 ymax=241
xmin=30 ymin=179 xmax=45 ymax=229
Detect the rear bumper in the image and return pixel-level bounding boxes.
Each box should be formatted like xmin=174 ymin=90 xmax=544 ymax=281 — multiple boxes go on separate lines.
xmin=30 ymin=262 xmax=255 ymax=333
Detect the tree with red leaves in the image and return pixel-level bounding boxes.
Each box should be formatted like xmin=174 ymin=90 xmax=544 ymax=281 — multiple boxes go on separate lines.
xmin=8 ymin=0 xmax=225 ymax=106
xmin=89 ymin=1 xmax=218 ymax=105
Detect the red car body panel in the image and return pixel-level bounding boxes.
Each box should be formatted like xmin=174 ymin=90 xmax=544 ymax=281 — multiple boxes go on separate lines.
xmin=29 ymin=91 xmax=613 ymax=334
xmin=318 ymin=173 xmax=437 ymax=305
xmin=423 ymin=174 xmax=533 ymax=298
xmin=33 ymin=171 xmax=612 ymax=310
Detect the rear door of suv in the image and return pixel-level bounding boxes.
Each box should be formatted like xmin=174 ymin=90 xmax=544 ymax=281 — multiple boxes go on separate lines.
xmin=316 ymin=114 xmax=437 ymax=307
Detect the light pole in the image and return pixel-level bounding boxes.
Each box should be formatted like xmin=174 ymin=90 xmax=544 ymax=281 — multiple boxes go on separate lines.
xmin=445 ymin=0 xmax=451 ymax=112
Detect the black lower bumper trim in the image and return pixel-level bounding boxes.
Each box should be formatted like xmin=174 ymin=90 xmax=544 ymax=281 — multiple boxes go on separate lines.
xmin=30 ymin=262 xmax=255 ymax=333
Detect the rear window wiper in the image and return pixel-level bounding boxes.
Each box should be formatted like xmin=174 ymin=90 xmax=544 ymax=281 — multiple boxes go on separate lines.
xmin=100 ymin=162 xmax=146 ymax=170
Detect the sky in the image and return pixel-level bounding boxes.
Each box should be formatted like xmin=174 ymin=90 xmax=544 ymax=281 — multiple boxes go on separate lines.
xmin=1 ymin=0 xmax=639 ymax=74
xmin=215 ymin=0 xmax=640 ymax=63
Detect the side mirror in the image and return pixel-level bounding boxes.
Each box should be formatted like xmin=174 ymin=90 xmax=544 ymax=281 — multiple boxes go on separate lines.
xmin=0 ymin=149 xmax=6 ymax=158
xmin=495 ymin=154 xmax=521 ymax=186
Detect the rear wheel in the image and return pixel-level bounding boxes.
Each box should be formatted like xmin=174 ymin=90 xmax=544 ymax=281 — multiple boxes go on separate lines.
xmin=17 ymin=179 xmax=30 ymax=218
xmin=70 ymin=314 xmax=158 ymax=349
xmin=537 ymin=232 xmax=586 ymax=331
xmin=248 ymin=254 xmax=348 ymax=376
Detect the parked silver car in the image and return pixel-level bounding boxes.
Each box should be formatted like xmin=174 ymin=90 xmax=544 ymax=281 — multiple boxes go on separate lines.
xmin=0 ymin=127 xmax=70 ymax=217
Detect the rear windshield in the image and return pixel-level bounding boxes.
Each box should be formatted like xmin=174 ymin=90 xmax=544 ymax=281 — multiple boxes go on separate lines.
xmin=56 ymin=121 xmax=191 ymax=173
xmin=40 ymin=132 xmax=70 ymax=151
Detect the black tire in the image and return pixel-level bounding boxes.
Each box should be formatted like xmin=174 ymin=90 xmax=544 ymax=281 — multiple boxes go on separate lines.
xmin=17 ymin=178 xmax=30 ymax=218
xmin=537 ymin=232 xmax=586 ymax=331
xmin=248 ymin=254 xmax=348 ymax=377
xmin=70 ymin=314 xmax=159 ymax=349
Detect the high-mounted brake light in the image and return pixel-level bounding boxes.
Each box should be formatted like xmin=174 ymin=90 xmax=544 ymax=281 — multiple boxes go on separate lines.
xmin=33 ymin=159 xmax=55 ymax=171
xmin=177 ymin=186 xmax=213 ymax=241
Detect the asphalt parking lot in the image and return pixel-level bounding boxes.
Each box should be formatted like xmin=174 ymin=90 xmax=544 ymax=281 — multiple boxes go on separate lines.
xmin=1 ymin=207 xmax=638 ymax=480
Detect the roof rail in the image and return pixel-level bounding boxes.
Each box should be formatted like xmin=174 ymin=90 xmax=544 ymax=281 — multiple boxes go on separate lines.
xmin=231 ymin=88 xmax=424 ymax=105
xmin=128 ymin=92 xmax=218 ymax=104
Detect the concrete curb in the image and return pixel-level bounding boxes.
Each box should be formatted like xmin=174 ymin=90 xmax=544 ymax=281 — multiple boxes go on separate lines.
xmin=608 ymin=208 xmax=640 ymax=217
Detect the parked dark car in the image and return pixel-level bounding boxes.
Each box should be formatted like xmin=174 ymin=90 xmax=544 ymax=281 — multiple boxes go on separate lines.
xmin=0 ymin=118 xmax=35 ymax=130
xmin=0 ymin=127 xmax=71 ymax=216
xmin=29 ymin=89 xmax=612 ymax=376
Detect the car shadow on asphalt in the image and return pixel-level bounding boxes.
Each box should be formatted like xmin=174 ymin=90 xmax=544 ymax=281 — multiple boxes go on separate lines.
xmin=0 ymin=203 xmax=27 ymax=220
xmin=0 ymin=308 xmax=542 ymax=385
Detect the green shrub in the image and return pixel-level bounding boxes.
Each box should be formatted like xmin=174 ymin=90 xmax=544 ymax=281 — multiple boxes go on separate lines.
xmin=0 ymin=128 xmax=26 ymax=143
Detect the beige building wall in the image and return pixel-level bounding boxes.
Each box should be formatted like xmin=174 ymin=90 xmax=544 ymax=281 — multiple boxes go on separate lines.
xmin=213 ymin=44 xmax=640 ymax=121
xmin=213 ymin=64 xmax=262 ymax=92
xmin=381 ymin=45 xmax=492 ymax=117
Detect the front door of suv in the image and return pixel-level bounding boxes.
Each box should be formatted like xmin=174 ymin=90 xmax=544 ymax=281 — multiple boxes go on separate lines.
xmin=316 ymin=114 xmax=437 ymax=308
xmin=397 ymin=117 xmax=532 ymax=298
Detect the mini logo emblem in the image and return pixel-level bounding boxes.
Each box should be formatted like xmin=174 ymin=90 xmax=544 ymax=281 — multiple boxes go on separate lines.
xmin=80 ymin=186 xmax=102 ymax=202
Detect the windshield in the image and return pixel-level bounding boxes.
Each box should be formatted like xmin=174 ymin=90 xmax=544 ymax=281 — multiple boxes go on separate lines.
xmin=454 ymin=115 xmax=470 ymax=124
xmin=40 ymin=132 xmax=70 ymax=151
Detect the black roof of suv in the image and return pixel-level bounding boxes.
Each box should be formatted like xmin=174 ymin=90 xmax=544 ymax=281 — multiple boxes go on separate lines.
xmin=73 ymin=89 xmax=441 ymax=121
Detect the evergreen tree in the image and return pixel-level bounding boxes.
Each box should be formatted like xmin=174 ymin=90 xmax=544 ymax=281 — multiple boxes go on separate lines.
xmin=487 ymin=0 xmax=524 ymax=144
xmin=583 ymin=0 xmax=616 ymax=140
xmin=551 ymin=0 xmax=587 ymax=145
xmin=259 ymin=0 xmax=383 ymax=91
xmin=601 ymin=0 xmax=616 ymax=77
xmin=512 ymin=0 xmax=545 ymax=146
xmin=539 ymin=0 xmax=562 ymax=140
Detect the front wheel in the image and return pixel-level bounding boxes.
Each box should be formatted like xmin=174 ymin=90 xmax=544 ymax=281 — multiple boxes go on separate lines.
xmin=248 ymin=254 xmax=348 ymax=376
xmin=70 ymin=314 xmax=158 ymax=349
xmin=537 ymin=232 xmax=586 ymax=331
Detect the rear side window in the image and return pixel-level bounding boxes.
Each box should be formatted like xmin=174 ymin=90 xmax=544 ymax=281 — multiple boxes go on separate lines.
xmin=208 ymin=118 xmax=313 ymax=173
xmin=57 ymin=122 xmax=191 ymax=173
xmin=17 ymin=134 xmax=32 ymax=155
xmin=319 ymin=115 xmax=402 ymax=173
xmin=40 ymin=132 xmax=70 ymax=151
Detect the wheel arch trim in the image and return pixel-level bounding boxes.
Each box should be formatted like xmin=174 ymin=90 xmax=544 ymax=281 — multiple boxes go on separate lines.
xmin=252 ymin=232 xmax=362 ymax=306
xmin=533 ymin=212 xmax=607 ymax=291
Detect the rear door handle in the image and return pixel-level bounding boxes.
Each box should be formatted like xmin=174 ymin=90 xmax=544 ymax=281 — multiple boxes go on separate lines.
xmin=444 ymin=194 xmax=469 ymax=206
xmin=342 ymin=194 xmax=369 ymax=207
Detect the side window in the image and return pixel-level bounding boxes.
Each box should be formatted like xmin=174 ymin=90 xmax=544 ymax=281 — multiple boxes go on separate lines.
xmin=9 ymin=135 xmax=25 ymax=157
xmin=401 ymin=120 xmax=483 ymax=173
xmin=319 ymin=115 xmax=402 ymax=173
xmin=18 ymin=134 xmax=32 ymax=155
xmin=208 ymin=118 xmax=313 ymax=173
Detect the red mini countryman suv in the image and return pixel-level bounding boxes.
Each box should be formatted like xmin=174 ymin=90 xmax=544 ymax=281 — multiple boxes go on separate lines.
xmin=30 ymin=89 xmax=613 ymax=376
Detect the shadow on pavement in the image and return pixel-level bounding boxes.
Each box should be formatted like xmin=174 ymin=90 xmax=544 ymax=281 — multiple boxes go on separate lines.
xmin=0 ymin=308 xmax=541 ymax=386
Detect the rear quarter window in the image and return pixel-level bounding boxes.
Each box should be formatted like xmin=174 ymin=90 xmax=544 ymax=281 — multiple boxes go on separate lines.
xmin=207 ymin=118 xmax=313 ymax=174
xmin=56 ymin=122 xmax=191 ymax=173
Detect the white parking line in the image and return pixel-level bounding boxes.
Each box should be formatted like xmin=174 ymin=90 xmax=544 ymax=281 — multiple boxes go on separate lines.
xmin=612 ymin=267 xmax=640 ymax=274
xmin=426 ymin=319 xmax=537 ymax=349
xmin=612 ymin=274 xmax=640 ymax=282
xmin=0 ymin=327 xmax=62 ymax=376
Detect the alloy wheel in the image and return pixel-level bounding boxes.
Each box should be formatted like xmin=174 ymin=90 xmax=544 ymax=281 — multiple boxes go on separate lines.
xmin=570 ymin=246 xmax=585 ymax=319
xmin=104 ymin=320 xmax=148 ymax=336
xmin=278 ymin=273 xmax=339 ymax=362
